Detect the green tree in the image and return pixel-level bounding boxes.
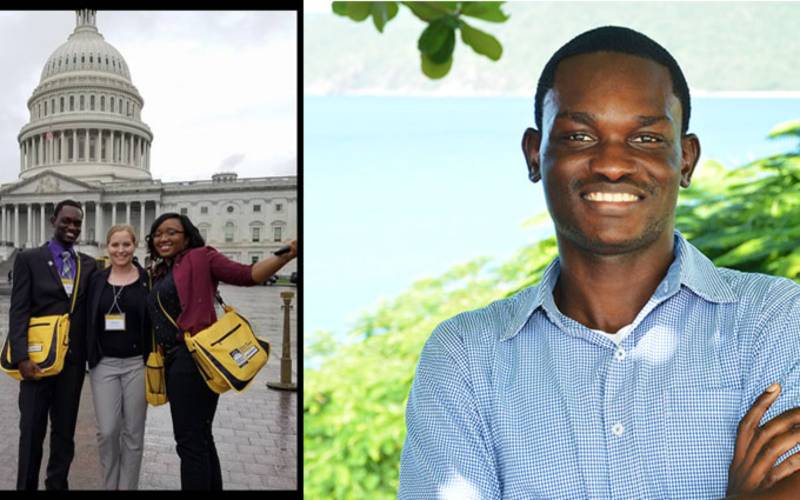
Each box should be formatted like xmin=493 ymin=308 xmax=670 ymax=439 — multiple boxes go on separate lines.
xmin=332 ymin=2 xmax=509 ymax=79
xmin=304 ymin=121 xmax=800 ymax=498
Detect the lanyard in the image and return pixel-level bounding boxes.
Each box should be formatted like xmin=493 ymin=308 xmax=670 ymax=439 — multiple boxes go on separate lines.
xmin=107 ymin=284 xmax=125 ymax=315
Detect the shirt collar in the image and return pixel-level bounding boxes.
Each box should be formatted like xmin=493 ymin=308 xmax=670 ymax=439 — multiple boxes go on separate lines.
xmin=48 ymin=238 xmax=74 ymax=256
xmin=500 ymin=231 xmax=737 ymax=341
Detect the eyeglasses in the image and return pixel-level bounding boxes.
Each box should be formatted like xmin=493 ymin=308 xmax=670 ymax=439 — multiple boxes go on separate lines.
xmin=151 ymin=229 xmax=184 ymax=239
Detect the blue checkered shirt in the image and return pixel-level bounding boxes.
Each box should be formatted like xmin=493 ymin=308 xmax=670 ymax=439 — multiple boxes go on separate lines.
xmin=399 ymin=232 xmax=800 ymax=499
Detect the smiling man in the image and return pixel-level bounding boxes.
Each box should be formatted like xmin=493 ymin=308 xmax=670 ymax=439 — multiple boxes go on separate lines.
xmin=8 ymin=199 xmax=97 ymax=490
xmin=399 ymin=27 xmax=800 ymax=499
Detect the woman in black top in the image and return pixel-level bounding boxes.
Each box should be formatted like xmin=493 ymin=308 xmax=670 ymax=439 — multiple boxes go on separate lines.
xmin=145 ymin=213 xmax=297 ymax=491
xmin=85 ymin=225 xmax=151 ymax=490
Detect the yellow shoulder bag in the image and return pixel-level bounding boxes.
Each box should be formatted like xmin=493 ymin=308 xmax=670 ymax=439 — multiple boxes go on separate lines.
xmin=156 ymin=292 xmax=270 ymax=394
xmin=1 ymin=256 xmax=82 ymax=380
xmin=145 ymin=272 xmax=168 ymax=405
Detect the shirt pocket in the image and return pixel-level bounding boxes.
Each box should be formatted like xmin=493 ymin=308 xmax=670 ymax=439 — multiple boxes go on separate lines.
xmin=663 ymin=388 xmax=740 ymax=498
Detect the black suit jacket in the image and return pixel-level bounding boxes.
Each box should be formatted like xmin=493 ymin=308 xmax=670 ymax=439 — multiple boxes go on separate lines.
xmin=85 ymin=263 xmax=151 ymax=369
xmin=8 ymin=243 xmax=97 ymax=367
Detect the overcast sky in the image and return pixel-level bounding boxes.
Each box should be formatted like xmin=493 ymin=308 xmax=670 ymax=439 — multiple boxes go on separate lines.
xmin=0 ymin=10 xmax=297 ymax=184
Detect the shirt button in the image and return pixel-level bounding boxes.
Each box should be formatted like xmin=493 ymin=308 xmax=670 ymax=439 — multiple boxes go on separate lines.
xmin=614 ymin=348 xmax=626 ymax=361
xmin=612 ymin=423 xmax=625 ymax=436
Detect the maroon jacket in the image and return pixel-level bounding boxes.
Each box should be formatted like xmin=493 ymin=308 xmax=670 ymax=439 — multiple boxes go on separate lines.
xmin=172 ymin=246 xmax=256 ymax=335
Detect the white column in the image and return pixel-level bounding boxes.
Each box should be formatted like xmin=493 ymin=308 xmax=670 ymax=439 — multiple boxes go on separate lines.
xmin=111 ymin=203 xmax=117 ymax=226
xmin=288 ymin=199 xmax=297 ymax=239
xmin=126 ymin=202 xmax=131 ymax=224
xmin=155 ymin=202 xmax=161 ymax=218
xmin=108 ymin=130 xmax=114 ymax=162
xmin=39 ymin=203 xmax=45 ymax=245
xmin=72 ymin=129 xmax=77 ymax=161
xmin=84 ymin=129 xmax=90 ymax=161
xmin=13 ymin=205 xmax=19 ymax=248
xmin=95 ymin=202 xmax=102 ymax=245
xmin=48 ymin=134 xmax=52 ymax=164
xmin=1 ymin=205 xmax=6 ymax=243
xmin=121 ymin=133 xmax=126 ymax=165
xmin=80 ymin=202 xmax=86 ymax=243
xmin=26 ymin=204 xmax=31 ymax=248
xmin=139 ymin=201 xmax=146 ymax=242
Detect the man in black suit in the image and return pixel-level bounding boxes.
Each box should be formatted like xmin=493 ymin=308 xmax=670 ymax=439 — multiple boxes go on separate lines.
xmin=8 ymin=199 xmax=96 ymax=490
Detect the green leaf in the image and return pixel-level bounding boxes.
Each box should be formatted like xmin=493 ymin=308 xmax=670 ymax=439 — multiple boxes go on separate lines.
xmin=420 ymin=52 xmax=453 ymax=79
xmin=331 ymin=1 xmax=349 ymax=16
xmin=403 ymin=1 xmax=447 ymax=22
xmin=418 ymin=18 xmax=456 ymax=64
xmin=339 ymin=2 xmax=372 ymax=22
xmin=461 ymin=2 xmax=510 ymax=22
xmin=459 ymin=21 xmax=503 ymax=61
xmin=768 ymin=119 xmax=800 ymax=140
xmin=370 ymin=2 xmax=399 ymax=33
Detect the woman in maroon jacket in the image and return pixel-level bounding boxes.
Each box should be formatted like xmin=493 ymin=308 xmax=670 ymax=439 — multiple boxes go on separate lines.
xmin=145 ymin=212 xmax=297 ymax=490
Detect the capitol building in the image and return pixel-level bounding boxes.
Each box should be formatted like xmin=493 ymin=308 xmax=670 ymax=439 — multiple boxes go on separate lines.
xmin=0 ymin=10 xmax=296 ymax=271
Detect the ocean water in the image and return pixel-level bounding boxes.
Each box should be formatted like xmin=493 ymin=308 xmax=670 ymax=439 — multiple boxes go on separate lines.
xmin=305 ymin=95 xmax=800 ymax=344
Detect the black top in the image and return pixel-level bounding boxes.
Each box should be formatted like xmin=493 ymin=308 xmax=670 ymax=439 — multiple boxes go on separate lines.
xmin=147 ymin=270 xmax=183 ymax=350
xmin=96 ymin=280 xmax=146 ymax=359
xmin=85 ymin=263 xmax=151 ymax=369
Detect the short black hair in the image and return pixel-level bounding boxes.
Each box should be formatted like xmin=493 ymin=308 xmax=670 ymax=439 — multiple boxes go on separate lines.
xmin=535 ymin=26 xmax=691 ymax=135
xmin=53 ymin=199 xmax=82 ymax=219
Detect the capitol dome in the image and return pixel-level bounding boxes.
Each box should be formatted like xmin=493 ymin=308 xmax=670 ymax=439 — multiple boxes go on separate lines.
xmin=40 ymin=11 xmax=131 ymax=83
xmin=17 ymin=9 xmax=153 ymax=183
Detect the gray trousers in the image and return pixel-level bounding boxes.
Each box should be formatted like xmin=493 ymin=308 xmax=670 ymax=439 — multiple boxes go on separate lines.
xmin=89 ymin=356 xmax=147 ymax=490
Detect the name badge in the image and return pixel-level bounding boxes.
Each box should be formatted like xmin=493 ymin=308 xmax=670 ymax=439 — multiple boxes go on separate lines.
xmin=105 ymin=313 xmax=126 ymax=331
xmin=61 ymin=278 xmax=74 ymax=296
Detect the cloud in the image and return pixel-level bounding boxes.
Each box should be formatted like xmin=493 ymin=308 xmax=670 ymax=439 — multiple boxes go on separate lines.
xmin=0 ymin=11 xmax=297 ymax=184
xmin=218 ymin=153 xmax=245 ymax=172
